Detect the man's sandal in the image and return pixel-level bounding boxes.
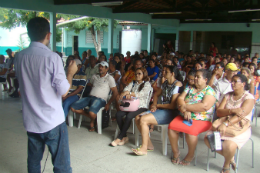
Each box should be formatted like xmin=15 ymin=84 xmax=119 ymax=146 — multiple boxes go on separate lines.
xmin=220 ymin=167 xmax=230 ymax=173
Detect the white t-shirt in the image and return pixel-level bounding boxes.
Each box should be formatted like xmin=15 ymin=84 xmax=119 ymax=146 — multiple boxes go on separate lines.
xmin=0 ymin=63 xmax=8 ymax=78
xmin=90 ymin=73 xmax=116 ymax=101
xmin=214 ymin=77 xmax=233 ymax=103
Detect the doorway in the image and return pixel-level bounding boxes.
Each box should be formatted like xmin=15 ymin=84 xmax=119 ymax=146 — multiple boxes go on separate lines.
xmin=153 ymin=33 xmax=176 ymax=55
xmin=72 ymin=36 xmax=78 ymax=54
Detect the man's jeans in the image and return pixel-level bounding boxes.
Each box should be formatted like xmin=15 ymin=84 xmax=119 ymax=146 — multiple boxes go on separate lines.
xmin=62 ymin=95 xmax=79 ymax=118
xmin=27 ymin=122 xmax=72 ymax=173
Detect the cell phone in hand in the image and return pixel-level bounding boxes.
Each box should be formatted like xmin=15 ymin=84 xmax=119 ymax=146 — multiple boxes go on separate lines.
xmin=183 ymin=119 xmax=193 ymax=126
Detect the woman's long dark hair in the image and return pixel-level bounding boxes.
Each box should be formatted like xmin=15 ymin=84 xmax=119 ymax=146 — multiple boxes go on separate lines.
xmin=135 ymin=67 xmax=149 ymax=92
xmin=249 ymin=63 xmax=259 ymax=76
xmin=165 ymin=65 xmax=183 ymax=84
xmin=232 ymin=74 xmax=249 ymax=91
xmin=65 ymin=55 xmax=75 ymax=67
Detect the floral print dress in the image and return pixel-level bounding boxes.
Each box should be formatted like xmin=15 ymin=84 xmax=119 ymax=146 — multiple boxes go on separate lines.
xmin=253 ymin=76 xmax=260 ymax=101
xmin=183 ymin=85 xmax=217 ymax=122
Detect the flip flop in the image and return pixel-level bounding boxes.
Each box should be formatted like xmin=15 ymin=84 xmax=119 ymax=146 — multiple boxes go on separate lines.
xmin=137 ymin=145 xmax=154 ymax=151
xmin=171 ymin=151 xmax=180 ymax=165
xmin=221 ymin=167 xmax=230 ymax=173
xmin=132 ymin=149 xmax=147 ymax=156
xmin=88 ymin=126 xmax=95 ymax=132
xmin=179 ymin=158 xmax=194 ymax=166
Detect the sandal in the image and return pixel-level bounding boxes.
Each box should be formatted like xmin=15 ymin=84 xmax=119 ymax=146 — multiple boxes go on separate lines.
xmin=110 ymin=140 xmax=119 ymax=147
xmin=136 ymin=145 xmax=154 ymax=152
xmin=220 ymin=167 xmax=230 ymax=173
xmin=132 ymin=149 xmax=147 ymax=156
xmin=179 ymin=158 xmax=194 ymax=166
xmin=171 ymin=151 xmax=180 ymax=165
xmin=230 ymin=160 xmax=236 ymax=171
xmin=88 ymin=126 xmax=95 ymax=132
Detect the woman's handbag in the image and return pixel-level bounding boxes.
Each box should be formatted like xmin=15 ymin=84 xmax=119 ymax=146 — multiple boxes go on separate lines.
xmin=212 ymin=115 xmax=251 ymax=137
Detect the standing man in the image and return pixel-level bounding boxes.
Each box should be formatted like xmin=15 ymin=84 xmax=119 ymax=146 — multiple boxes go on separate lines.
xmin=14 ymin=17 xmax=77 ymax=173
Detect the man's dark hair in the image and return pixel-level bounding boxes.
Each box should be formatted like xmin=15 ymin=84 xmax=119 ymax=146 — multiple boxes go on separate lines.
xmin=242 ymin=62 xmax=250 ymax=67
xmin=216 ymin=62 xmax=225 ymax=68
xmin=148 ymin=58 xmax=155 ymax=63
xmin=27 ymin=17 xmax=50 ymax=42
xmin=109 ymin=60 xmax=117 ymax=67
xmin=89 ymin=55 xmax=96 ymax=61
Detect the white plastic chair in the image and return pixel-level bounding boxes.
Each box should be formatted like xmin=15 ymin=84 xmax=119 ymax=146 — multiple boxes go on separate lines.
xmin=68 ymin=82 xmax=88 ymax=127
xmin=0 ymin=82 xmax=7 ymax=100
xmin=76 ymin=91 xmax=112 ymax=134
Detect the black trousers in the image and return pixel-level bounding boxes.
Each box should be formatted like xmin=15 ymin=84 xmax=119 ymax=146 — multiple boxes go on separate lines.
xmin=116 ymin=108 xmax=147 ymax=140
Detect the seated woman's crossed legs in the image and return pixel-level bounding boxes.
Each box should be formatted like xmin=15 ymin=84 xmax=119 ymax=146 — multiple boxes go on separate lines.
xmin=204 ymin=137 xmax=237 ymax=173
xmin=134 ymin=113 xmax=158 ymax=155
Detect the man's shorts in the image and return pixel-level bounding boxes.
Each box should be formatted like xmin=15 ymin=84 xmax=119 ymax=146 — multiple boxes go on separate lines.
xmin=71 ymin=96 xmax=106 ymax=114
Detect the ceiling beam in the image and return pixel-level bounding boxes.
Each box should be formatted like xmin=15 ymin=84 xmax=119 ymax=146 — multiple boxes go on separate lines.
xmin=113 ymin=0 xmax=138 ymax=12
xmin=54 ymin=0 xmax=130 ymax=5
xmin=113 ymin=5 xmax=260 ymax=13
xmin=177 ymin=0 xmax=199 ymax=9
xmin=139 ymin=0 xmax=171 ymax=9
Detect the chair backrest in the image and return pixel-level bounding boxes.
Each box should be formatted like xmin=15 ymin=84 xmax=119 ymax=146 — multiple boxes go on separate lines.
xmin=79 ymin=82 xmax=88 ymax=99
xmin=147 ymin=86 xmax=154 ymax=108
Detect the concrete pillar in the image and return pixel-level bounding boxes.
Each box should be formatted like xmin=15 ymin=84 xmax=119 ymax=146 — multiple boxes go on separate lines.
xmin=190 ymin=31 xmax=193 ymax=50
xmin=108 ymin=18 xmax=114 ymax=54
xmin=63 ymin=28 xmax=67 ymax=55
xmin=200 ymin=32 xmax=205 ymax=53
xmin=175 ymin=30 xmax=179 ymax=52
xmin=151 ymin=28 xmax=155 ymax=53
xmin=147 ymin=23 xmax=152 ymax=54
xmin=50 ymin=12 xmax=56 ymax=52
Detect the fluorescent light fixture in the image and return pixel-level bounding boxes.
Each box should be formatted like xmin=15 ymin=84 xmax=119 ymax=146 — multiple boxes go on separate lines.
xmin=228 ymin=9 xmax=260 ymax=13
xmin=92 ymin=1 xmax=123 ymax=6
xmin=252 ymin=19 xmax=260 ymax=21
xmin=149 ymin=12 xmax=182 ymax=15
xmin=185 ymin=19 xmax=212 ymax=21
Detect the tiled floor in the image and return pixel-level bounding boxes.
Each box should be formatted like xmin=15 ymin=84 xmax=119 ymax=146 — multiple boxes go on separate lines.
xmin=0 ymin=96 xmax=259 ymax=173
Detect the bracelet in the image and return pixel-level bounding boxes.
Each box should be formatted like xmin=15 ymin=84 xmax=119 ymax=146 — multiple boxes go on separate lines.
xmin=223 ymin=122 xmax=228 ymax=127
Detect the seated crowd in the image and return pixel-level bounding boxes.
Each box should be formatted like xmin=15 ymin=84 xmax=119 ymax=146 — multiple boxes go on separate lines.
xmin=1 ymin=47 xmax=258 ymax=173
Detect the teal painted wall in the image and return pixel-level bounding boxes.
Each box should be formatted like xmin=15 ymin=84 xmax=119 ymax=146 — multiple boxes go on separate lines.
xmin=62 ymin=25 xmax=150 ymax=57
xmin=0 ymin=46 xmax=21 ymax=55
xmin=178 ymin=23 xmax=260 ymax=43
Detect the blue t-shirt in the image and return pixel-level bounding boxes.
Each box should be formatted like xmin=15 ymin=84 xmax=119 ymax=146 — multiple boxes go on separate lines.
xmin=146 ymin=66 xmax=160 ymax=81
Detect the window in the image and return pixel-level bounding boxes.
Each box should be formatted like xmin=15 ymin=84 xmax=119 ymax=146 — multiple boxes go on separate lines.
xmin=86 ymin=30 xmax=103 ymax=43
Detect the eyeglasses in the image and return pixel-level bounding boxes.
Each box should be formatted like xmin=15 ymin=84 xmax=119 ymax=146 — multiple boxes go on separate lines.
xmin=135 ymin=73 xmax=142 ymax=76
xmin=187 ymin=78 xmax=194 ymax=82
xmin=215 ymin=66 xmax=222 ymax=69
xmin=231 ymin=80 xmax=242 ymax=84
